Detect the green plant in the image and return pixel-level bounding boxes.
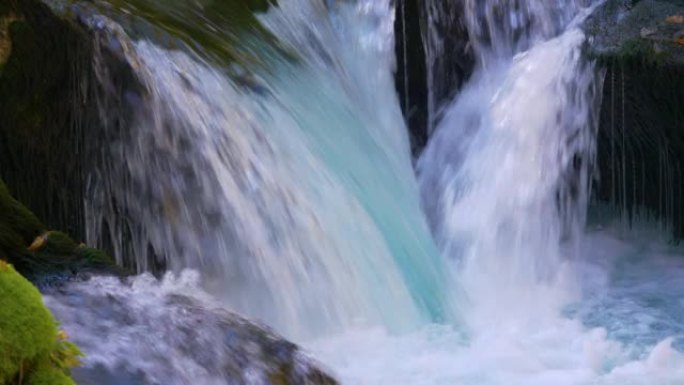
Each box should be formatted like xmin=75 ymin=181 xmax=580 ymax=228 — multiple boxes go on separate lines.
xmin=0 ymin=260 xmax=82 ymax=385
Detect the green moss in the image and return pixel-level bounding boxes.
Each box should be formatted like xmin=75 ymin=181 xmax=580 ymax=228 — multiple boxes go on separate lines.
xmin=76 ymin=246 xmax=114 ymax=266
xmin=26 ymin=365 xmax=75 ymax=385
xmin=597 ymin=37 xmax=671 ymax=67
xmin=83 ymin=0 xmax=282 ymax=67
xmin=0 ymin=261 xmax=82 ymax=384
xmin=0 ymin=179 xmax=45 ymax=242
xmin=42 ymin=231 xmax=79 ymax=255
xmin=0 ymin=261 xmax=57 ymax=382
xmin=1 ymin=176 xmax=118 ymax=283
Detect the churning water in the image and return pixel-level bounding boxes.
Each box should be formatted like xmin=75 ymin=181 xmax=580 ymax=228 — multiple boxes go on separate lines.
xmin=40 ymin=0 xmax=684 ymax=383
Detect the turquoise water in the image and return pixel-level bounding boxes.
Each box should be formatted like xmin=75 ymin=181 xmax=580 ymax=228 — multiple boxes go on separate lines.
xmin=79 ymin=0 xmax=452 ymax=339
xmin=573 ymin=230 xmax=684 ymax=357
xmin=40 ymin=0 xmax=684 ymax=383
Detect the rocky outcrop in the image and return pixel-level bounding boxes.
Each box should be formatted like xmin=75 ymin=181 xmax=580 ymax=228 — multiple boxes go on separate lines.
xmin=394 ymin=0 xmax=474 ymax=158
xmin=585 ymin=0 xmax=684 ymax=238
xmin=1 ymin=177 xmax=120 ymax=287
xmin=584 ymin=0 xmax=684 ymax=64
xmin=1 ymin=190 xmax=337 ymax=385
xmin=45 ymin=272 xmax=339 ymax=385
xmin=0 ymin=0 xmax=99 ymax=240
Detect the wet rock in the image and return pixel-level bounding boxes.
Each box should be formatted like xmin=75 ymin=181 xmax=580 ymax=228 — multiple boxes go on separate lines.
xmin=584 ymin=0 xmax=684 ymax=64
xmin=0 ymin=0 xmax=100 ymax=240
xmin=394 ymin=0 xmax=474 ymax=158
xmin=1 ymin=177 xmax=121 ymax=287
xmin=44 ymin=272 xmax=339 ymax=385
xmin=586 ymin=0 xmax=684 ymax=239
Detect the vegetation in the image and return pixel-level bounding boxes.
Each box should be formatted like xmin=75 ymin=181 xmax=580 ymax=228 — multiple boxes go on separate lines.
xmin=0 ymin=177 xmax=94 ymax=383
xmin=78 ymin=0 xmax=284 ymax=67
xmin=1 ymin=178 xmax=118 ymax=282
xmin=0 ymin=260 xmax=81 ymax=385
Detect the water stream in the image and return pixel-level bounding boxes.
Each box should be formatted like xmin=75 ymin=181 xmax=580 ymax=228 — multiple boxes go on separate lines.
xmin=39 ymin=0 xmax=684 ymax=383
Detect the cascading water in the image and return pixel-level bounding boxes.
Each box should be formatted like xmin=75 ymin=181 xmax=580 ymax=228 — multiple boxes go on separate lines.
xmin=418 ymin=0 xmax=601 ymax=327
xmin=77 ymin=0 xmax=452 ymax=339
xmin=35 ymin=0 xmax=684 ymax=384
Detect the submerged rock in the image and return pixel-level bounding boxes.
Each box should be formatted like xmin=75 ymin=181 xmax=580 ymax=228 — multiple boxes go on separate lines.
xmin=44 ymin=271 xmax=339 ymax=385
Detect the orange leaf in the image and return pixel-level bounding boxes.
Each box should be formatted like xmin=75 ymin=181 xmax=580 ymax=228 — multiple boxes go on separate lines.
xmin=27 ymin=233 xmax=47 ymax=252
xmin=676 ymin=36 xmax=684 ymax=45
xmin=665 ymin=15 xmax=684 ymax=24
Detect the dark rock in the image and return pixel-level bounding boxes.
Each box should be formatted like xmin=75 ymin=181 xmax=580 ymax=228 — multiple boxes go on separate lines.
xmin=45 ymin=273 xmax=339 ymax=385
xmin=584 ymin=0 xmax=684 ymax=65
xmin=586 ymin=0 xmax=684 ymax=239
xmin=394 ymin=0 xmax=429 ymax=157
xmin=1 ymin=177 xmax=121 ymax=287
xmin=394 ymin=0 xmax=475 ymax=158
xmin=0 ymin=0 xmax=100 ymax=241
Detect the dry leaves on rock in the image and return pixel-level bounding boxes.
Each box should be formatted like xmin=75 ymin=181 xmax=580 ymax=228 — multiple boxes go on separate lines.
xmin=665 ymin=15 xmax=684 ymax=24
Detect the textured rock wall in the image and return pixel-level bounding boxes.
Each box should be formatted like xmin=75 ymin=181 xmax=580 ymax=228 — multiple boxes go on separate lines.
xmin=0 ymin=0 xmax=96 ymax=240
xmin=587 ymin=0 xmax=684 ymax=239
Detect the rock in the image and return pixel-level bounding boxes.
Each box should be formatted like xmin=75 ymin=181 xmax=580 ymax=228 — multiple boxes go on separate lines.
xmin=0 ymin=0 xmax=99 ymax=240
xmin=641 ymin=26 xmax=656 ymax=37
xmin=394 ymin=0 xmax=474 ymax=158
xmin=44 ymin=272 xmax=339 ymax=385
xmin=1 ymin=177 xmax=121 ymax=287
xmin=584 ymin=0 xmax=684 ymax=64
xmin=586 ymin=0 xmax=684 ymax=239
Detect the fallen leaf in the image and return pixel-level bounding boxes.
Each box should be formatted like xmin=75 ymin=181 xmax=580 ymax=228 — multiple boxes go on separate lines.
xmin=27 ymin=233 xmax=48 ymax=252
xmin=665 ymin=15 xmax=684 ymax=24
xmin=676 ymin=36 xmax=684 ymax=45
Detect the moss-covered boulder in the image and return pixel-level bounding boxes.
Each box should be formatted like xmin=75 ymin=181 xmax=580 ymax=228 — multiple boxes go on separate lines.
xmin=47 ymin=274 xmax=339 ymax=385
xmin=0 ymin=260 xmax=81 ymax=385
xmin=1 ymin=177 xmax=120 ymax=286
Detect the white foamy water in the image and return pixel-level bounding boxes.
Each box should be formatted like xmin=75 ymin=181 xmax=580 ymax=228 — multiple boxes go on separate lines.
xmin=308 ymin=230 xmax=684 ymax=385
xmin=39 ymin=0 xmax=684 ymax=384
xmin=418 ymin=3 xmax=601 ymax=334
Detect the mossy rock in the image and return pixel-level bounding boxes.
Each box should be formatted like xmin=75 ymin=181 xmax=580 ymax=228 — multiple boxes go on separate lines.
xmin=26 ymin=365 xmax=75 ymax=385
xmin=584 ymin=0 xmax=684 ymax=65
xmin=0 ymin=178 xmax=45 ymax=246
xmin=0 ymin=261 xmax=57 ymax=382
xmin=0 ymin=261 xmax=80 ymax=385
xmin=1 ymin=177 xmax=120 ymax=285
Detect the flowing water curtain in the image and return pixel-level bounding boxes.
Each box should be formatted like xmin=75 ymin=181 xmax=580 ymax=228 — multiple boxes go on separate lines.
xmin=78 ymin=0 xmax=454 ymax=340
xmin=418 ymin=0 xmax=603 ymax=327
xmin=418 ymin=0 xmax=595 ymax=135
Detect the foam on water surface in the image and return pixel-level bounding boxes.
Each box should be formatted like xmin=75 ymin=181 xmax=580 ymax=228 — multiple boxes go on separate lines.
xmin=307 ymin=230 xmax=684 ymax=385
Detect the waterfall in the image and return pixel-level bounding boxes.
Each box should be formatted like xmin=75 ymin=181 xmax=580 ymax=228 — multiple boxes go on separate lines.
xmin=77 ymin=0 xmax=452 ymax=339
xmin=30 ymin=0 xmax=684 ymax=383
xmin=418 ymin=0 xmax=601 ymax=328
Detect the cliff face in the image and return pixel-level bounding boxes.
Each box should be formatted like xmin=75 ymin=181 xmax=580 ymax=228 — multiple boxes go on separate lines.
xmin=394 ymin=0 xmax=474 ymax=158
xmin=585 ymin=0 xmax=684 ymax=238
xmin=0 ymin=0 xmax=97 ymax=240
xmin=392 ymin=0 xmax=684 ymax=239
